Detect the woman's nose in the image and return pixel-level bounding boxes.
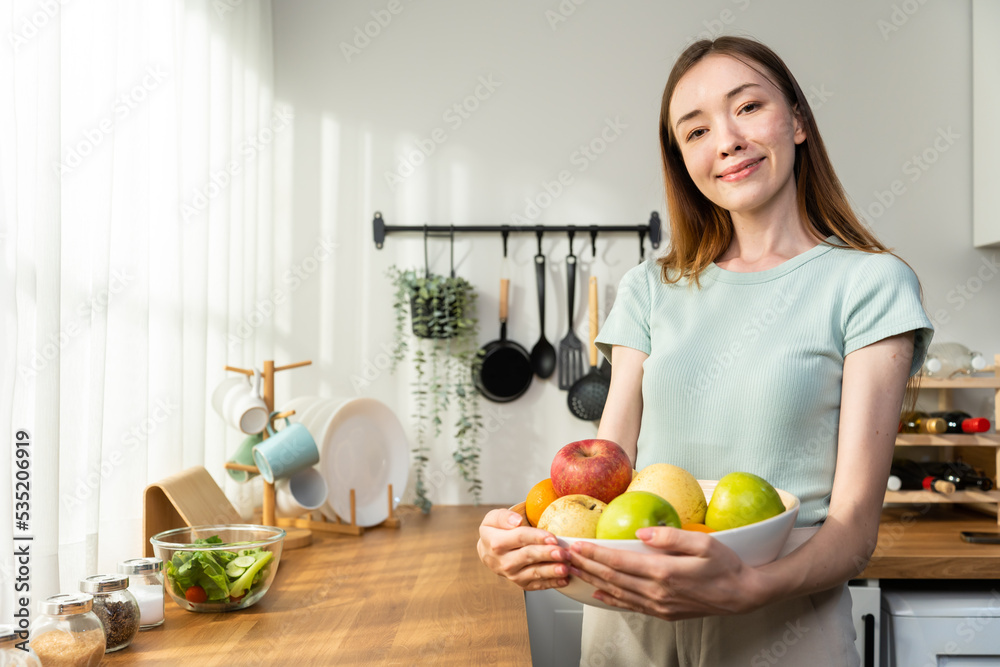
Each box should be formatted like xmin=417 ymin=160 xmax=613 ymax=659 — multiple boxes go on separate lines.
xmin=716 ymin=120 xmax=746 ymax=156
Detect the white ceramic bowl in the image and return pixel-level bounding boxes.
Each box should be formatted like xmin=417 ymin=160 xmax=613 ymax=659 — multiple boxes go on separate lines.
xmin=514 ymin=480 xmax=800 ymax=611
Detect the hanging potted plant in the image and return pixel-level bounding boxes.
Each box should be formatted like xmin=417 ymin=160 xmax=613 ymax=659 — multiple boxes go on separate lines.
xmin=387 ymin=233 xmax=484 ymax=513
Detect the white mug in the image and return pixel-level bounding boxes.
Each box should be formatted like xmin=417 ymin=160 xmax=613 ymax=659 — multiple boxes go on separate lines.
xmin=274 ymin=467 xmax=329 ymax=518
xmin=211 ymin=369 xmax=269 ymax=434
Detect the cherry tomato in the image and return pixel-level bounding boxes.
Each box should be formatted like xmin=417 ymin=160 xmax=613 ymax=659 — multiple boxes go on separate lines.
xmin=184 ymin=585 xmax=208 ymax=603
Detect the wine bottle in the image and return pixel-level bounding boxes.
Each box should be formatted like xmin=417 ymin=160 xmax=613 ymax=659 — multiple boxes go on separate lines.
xmin=899 ymin=411 xmax=948 ymax=434
xmin=889 ymin=460 xmax=956 ymax=493
xmin=923 ymin=461 xmax=995 ymax=491
xmin=929 ymin=411 xmax=991 ymax=434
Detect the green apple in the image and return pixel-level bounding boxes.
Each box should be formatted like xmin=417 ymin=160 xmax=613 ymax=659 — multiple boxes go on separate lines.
xmin=705 ymin=472 xmax=785 ymax=531
xmin=595 ymin=491 xmax=681 ymax=539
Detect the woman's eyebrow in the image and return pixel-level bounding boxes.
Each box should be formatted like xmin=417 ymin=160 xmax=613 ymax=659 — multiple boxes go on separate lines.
xmin=673 ymin=82 xmax=762 ymax=132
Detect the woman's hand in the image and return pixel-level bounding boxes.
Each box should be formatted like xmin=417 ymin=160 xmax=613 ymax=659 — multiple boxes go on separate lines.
xmin=477 ymin=509 xmax=572 ymax=591
xmin=566 ymin=526 xmax=765 ymax=620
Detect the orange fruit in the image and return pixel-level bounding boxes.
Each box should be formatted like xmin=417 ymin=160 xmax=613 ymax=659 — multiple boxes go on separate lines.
xmin=681 ymin=523 xmax=716 ymax=533
xmin=526 ymin=478 xmax=559 ymax=527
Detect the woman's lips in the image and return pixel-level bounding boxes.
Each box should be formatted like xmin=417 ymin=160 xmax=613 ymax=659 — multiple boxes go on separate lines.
xmin=718 ymin=158 xmax=764 ymax=182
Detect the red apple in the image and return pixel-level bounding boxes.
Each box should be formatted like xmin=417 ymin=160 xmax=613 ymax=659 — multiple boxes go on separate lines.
xmin=550 ymin=439 xmax=632 ymax=504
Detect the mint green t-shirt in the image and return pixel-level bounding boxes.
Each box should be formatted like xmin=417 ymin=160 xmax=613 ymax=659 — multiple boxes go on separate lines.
xmin=595 ymin=236 xmax=934 ymax=526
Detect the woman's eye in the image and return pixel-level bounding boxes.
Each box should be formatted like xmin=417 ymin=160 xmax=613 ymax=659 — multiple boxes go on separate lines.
xmin=686 ymin=128 xmax=706 ymax=141
xmin=739 ymin=102 xmax=760 ymax=114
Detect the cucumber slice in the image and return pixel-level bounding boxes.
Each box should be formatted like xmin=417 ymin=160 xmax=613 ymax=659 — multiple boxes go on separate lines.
xmin=225 ymin=561 xmax=246 ymax=578
xmin=233 ymin=555 xmax=256 ymax=568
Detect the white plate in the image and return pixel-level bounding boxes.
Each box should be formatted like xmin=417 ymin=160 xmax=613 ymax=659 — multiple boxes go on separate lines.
xmin=316 ymin=398 xmax=409 ymax=527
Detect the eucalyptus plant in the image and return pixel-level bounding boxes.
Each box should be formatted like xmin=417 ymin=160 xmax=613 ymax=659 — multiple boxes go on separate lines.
xmin=388 ymin=266 xmax=484 ymax=513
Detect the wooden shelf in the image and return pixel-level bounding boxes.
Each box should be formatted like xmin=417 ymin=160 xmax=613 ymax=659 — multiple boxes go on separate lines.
xmin=885 ymin=489 xmax=1000 ymax=503
xmin=891 ymin=354 xmax=1000 ymax=525
xmin=895 ymin=433 xmax=1000 ymax=446
xmin=917 ymin=376 xmax=1000 ymax=389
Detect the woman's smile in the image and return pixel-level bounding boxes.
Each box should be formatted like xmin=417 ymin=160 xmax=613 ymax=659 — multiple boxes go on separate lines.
xmin=718 ymin=157 xmax=765 ymax=182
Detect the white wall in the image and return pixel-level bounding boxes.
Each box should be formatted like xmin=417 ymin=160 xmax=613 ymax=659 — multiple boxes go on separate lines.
xmin=270 ymin=0 xmax=998 ymax=506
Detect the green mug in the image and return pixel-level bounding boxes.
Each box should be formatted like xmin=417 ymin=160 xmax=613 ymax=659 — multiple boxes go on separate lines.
xmin=227 ymin=432 xmax=263 ymax=482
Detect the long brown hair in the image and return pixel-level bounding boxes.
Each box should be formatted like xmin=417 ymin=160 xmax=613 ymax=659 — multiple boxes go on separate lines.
xmin=658 ymin=36 xmax=922 ymax=411
xmin=657 ymin=36 xmax=889 ymax=286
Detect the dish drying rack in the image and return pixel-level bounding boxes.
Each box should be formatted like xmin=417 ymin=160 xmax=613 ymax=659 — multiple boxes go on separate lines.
xmin=221 ymin=359 xmax=400 ymax=547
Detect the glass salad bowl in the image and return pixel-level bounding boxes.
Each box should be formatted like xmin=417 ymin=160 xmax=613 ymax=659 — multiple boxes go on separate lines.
xmin=149 ymin=524 xmax=285 ymax=612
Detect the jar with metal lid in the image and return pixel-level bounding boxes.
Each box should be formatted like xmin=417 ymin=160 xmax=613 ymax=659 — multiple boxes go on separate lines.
xmin=28 ymin=594 xmax=105 ymax=667
xmin=0 ymin=623 xmax=41 ymax=667
xmin=79 ymin=574 xmax=140 ymax=652
xmin=118 ymin=557 xmax=164 ymax=629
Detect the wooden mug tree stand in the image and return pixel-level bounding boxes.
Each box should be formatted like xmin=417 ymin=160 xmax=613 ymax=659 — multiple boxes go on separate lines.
xmin=221 ymin=360 xmax=400 ymax=548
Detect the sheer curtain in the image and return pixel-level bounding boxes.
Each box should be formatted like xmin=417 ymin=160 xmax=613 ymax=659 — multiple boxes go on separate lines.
xmin=0 ymin=0 xmax=279 ymax=610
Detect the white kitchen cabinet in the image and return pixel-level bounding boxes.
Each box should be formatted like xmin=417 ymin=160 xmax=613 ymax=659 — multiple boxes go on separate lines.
xmin=527 ymin=583 xmax=883 ymax=665
xmin=973 ymin=0 xmax=1000 ymax=248
xmin=524 ymin=589 xmax=584 ymax=667
xmin=882 ymin=589 xmax=1000 ymax=666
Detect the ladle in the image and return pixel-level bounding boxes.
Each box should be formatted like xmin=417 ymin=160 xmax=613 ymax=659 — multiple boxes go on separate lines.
xmin=529 ymin=231 xmax=557 ymax=379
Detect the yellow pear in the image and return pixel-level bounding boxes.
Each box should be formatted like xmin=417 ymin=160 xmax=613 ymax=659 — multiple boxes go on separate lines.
xmin=627 ymin=463 xmax=707 ymax=525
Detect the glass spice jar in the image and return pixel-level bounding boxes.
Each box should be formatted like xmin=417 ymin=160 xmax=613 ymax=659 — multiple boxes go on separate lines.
xmin=28 ymin=594 xmax=105 ymax=667
xmin=0 ymin=623 xmax=41 ymax=667
xmin=79 ymin=574 xmax=140 ymax=653
xmin=118 ymin=557 xmax=165 ymax=629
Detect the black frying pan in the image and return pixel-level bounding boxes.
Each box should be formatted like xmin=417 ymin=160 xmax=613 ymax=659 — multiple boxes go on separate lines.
xmin=474 ymin=275 xmax=533 ymax=402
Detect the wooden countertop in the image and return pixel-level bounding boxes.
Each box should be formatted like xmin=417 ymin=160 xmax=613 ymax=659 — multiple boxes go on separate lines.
xmin=862 ymin=505 xmax=1000 ymax=579
xmin=102 ymin=504 xmax=1000 ymax=664
xmin=104 ymin=505 xmax=530 ymax=666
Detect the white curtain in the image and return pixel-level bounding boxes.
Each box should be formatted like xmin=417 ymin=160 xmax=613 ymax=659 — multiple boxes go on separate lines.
xmin=0 ymin=0 xmax=279 ymax=611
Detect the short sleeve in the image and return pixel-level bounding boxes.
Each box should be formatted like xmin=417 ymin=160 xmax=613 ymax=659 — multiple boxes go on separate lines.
xmin=842 ymin=253 xmax=934 ymax=377
xmin=595 ymin=263 xmax=652 ymax=362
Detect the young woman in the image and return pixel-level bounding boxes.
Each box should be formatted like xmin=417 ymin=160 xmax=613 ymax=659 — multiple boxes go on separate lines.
xmin=478 ymin=36 xmax=933 ymax=665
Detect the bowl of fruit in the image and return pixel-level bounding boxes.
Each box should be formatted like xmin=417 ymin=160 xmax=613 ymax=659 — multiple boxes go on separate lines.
xmin=150 ymin=524 xmax=285 ymax=612
xmin=514 ymin=439 xmax=800 ymax=610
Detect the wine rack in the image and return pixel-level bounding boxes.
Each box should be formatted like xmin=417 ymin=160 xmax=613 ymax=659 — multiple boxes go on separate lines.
xmin=886 ymin=354 xmax=1000 ymax=524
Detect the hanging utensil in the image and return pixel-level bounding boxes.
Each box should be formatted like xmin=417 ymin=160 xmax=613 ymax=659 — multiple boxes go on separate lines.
xmin=473 ymin=235 xmax=533 ymax=402
xmin=529 ymin=231 xmax=556 ymax=379
xmin=558 ymin=232 xmax=585 ymax=390
xmin=568 ymin=276 xmax=610 ymax=420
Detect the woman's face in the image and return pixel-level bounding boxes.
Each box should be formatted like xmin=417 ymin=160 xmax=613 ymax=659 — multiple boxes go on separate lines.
xmin=668 ymin=54 xmax=805 ymax=219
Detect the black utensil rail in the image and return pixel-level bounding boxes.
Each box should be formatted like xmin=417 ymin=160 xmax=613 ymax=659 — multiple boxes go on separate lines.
xmin=371 ymin=211 xmax=662 ymax=252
